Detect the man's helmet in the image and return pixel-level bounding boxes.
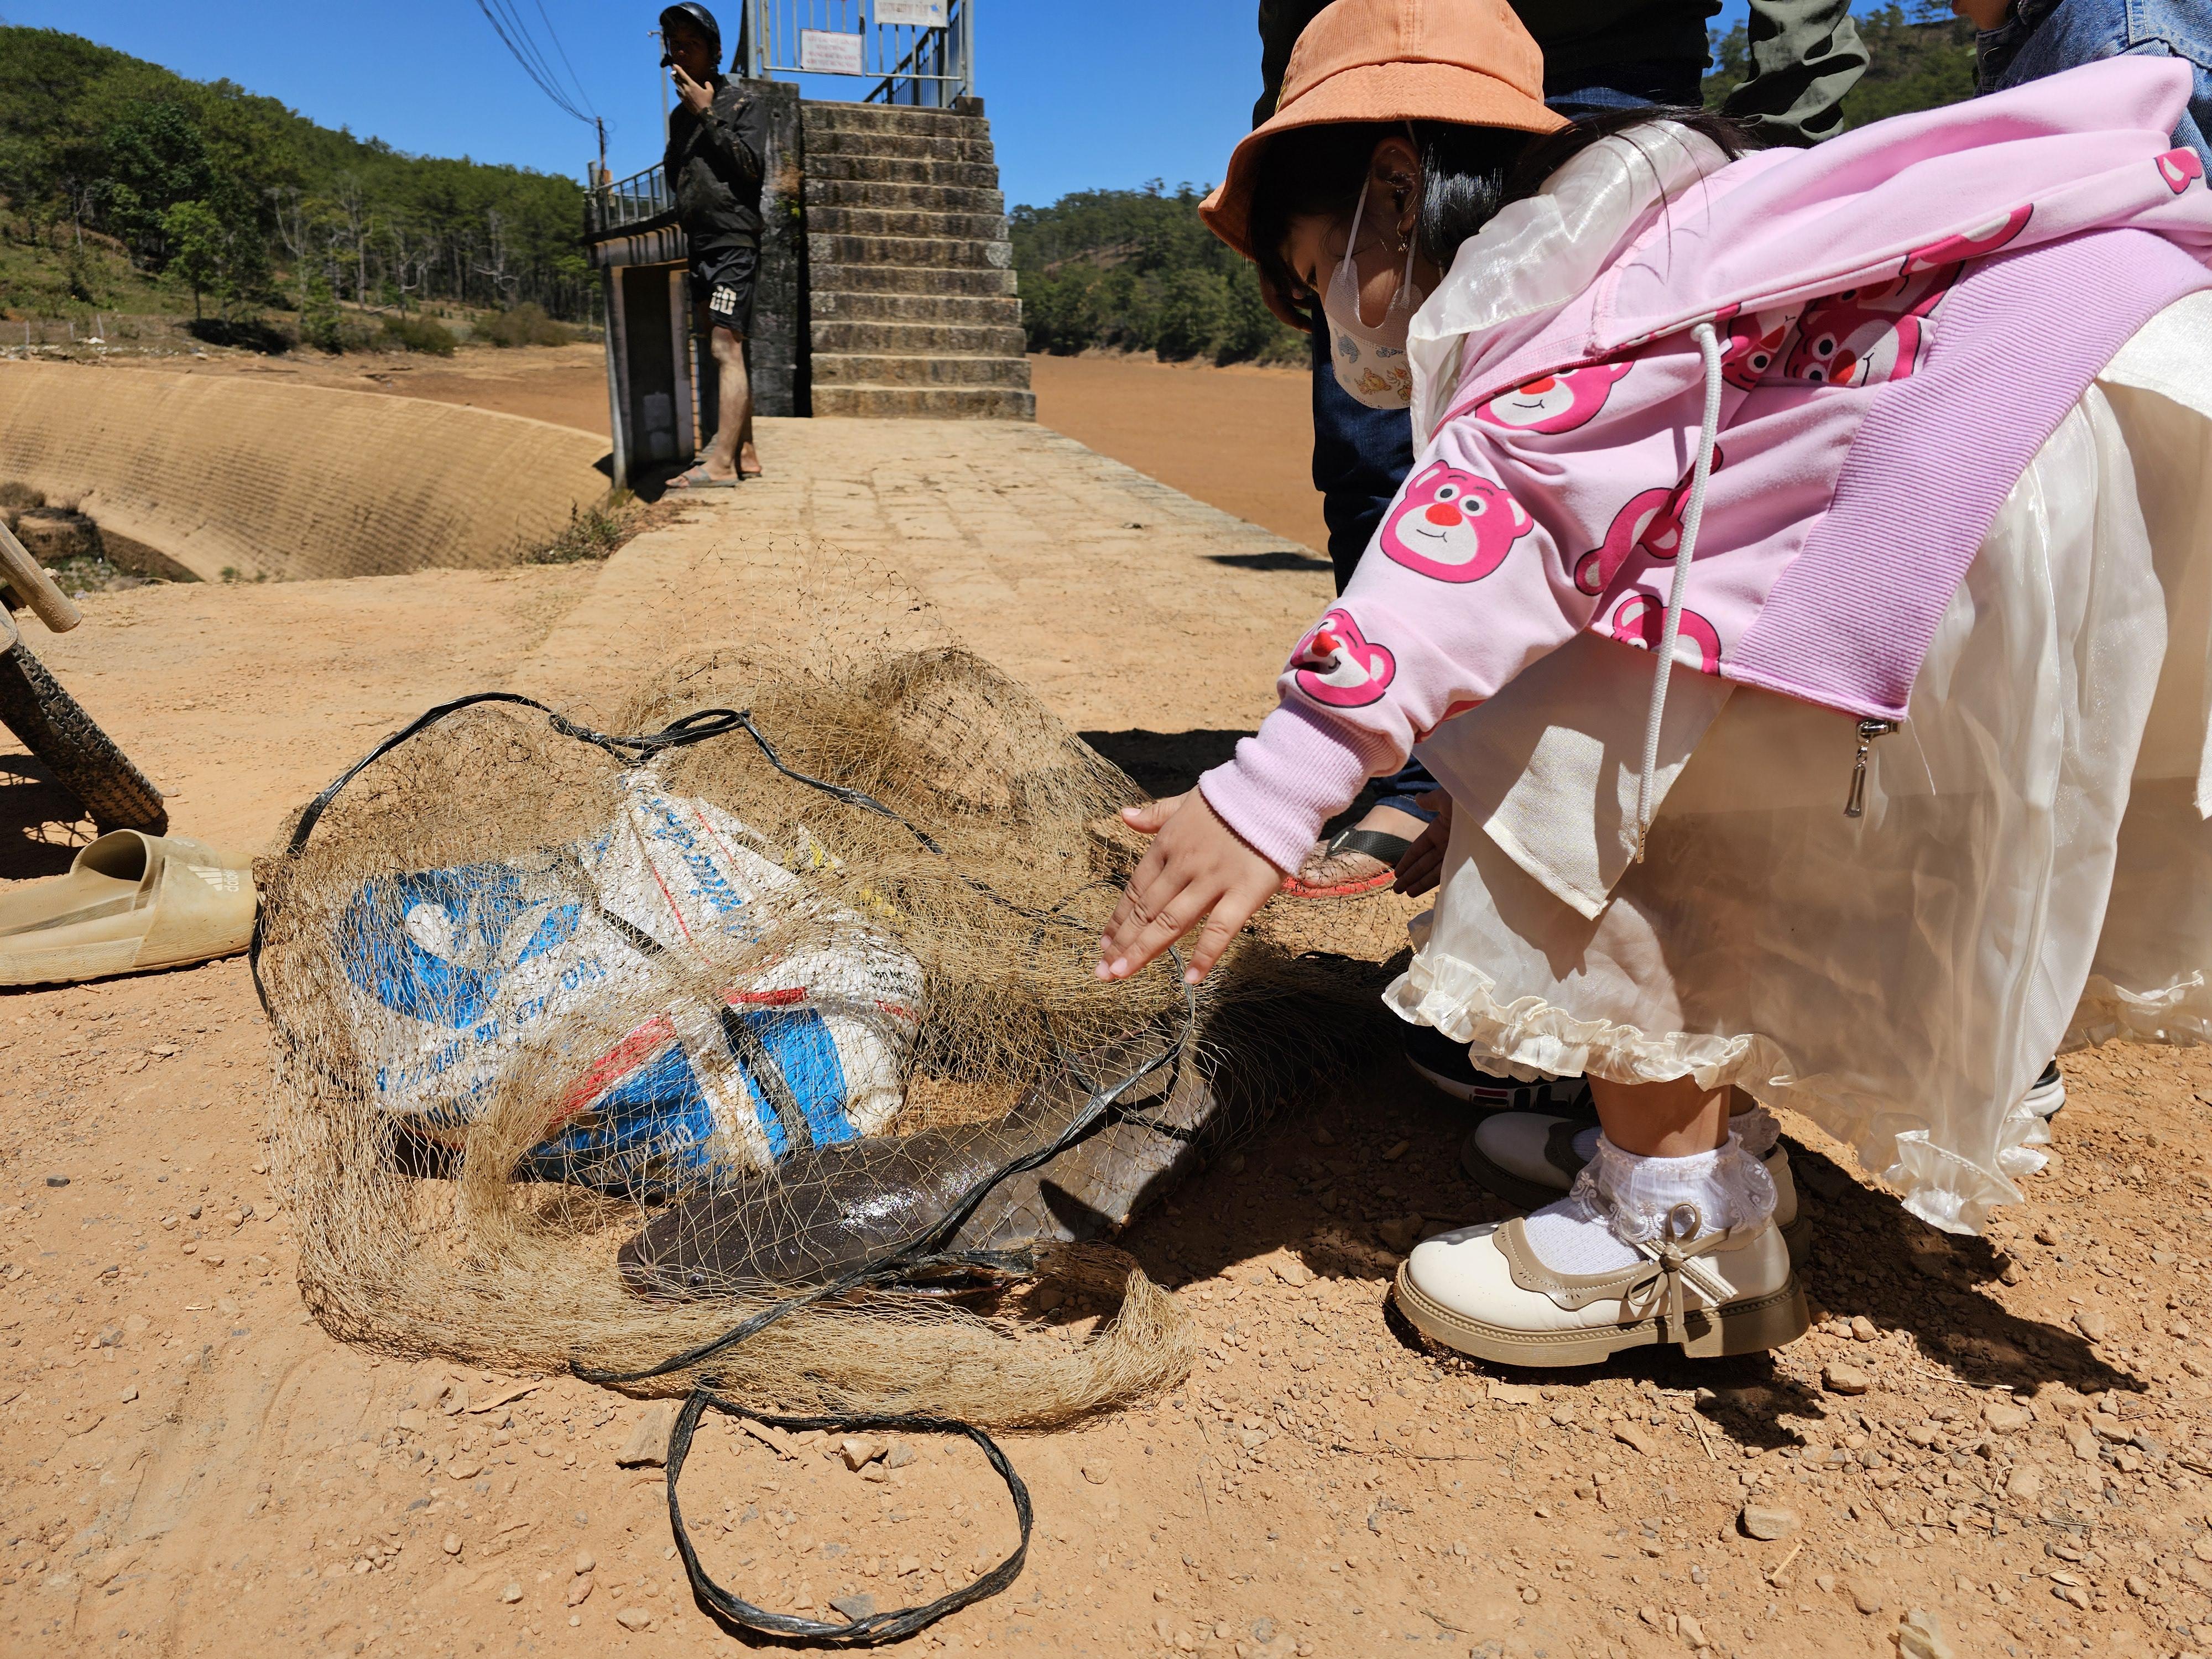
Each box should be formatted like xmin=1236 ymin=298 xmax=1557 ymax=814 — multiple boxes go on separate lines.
xmin=658 ymin=3 xmax=721 ymax=62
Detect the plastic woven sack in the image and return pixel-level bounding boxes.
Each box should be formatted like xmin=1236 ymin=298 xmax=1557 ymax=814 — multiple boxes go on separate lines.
xmin=336 ymin=774 xmax=921 ymax=1194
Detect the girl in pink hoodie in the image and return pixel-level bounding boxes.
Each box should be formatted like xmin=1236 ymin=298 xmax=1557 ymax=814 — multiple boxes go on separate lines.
xmin=1099 ymin=0 xmax=2212 ymax=1368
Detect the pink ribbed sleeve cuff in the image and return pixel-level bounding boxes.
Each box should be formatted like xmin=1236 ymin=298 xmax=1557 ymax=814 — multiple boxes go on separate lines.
xmin=1196 ymin=702 xmax=1386 ymax=875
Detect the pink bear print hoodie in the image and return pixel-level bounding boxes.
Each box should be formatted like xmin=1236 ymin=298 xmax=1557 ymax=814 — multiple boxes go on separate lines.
xmin=1199 ymin=59 xmax=2212 ymax=877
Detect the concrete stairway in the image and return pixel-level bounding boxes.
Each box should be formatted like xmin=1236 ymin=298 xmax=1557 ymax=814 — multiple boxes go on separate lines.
xmin=801 ymin=102 xmax=1034 ymax=419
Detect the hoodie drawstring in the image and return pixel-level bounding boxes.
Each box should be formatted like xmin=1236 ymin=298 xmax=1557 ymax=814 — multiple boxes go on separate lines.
xmin=1631 ymin=321 xmax=1723 ymax=864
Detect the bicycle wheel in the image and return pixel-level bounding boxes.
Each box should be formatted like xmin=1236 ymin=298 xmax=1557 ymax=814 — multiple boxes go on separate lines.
xmin=0 ymin=639 xmax=167 ymax=833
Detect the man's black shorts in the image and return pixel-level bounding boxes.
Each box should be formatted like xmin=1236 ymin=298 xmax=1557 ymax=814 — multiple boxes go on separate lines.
xmin=691 ymin=243 xmax=758 ymax=337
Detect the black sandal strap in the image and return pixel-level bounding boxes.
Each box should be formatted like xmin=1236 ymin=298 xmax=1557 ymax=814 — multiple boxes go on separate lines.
xmin=1324 ymin=826 xmax=1413 ymax=865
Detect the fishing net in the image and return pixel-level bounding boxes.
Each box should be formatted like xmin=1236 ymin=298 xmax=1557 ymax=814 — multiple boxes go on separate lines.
xmin=254 ymin=644 xmax=1399 ymax=1448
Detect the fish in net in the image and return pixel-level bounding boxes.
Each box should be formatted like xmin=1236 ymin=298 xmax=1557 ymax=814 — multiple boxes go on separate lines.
xmin=252 ymin=646 xmax=1399 ymax=1637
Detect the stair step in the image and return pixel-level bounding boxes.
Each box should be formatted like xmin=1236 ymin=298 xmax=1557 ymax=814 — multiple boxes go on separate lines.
xmin=800 ymin=103 xmax=988 ymax=138
xmin=811 ymin=351 xmax=1032 ymax=389
xmin=806 ymin=152 xmax=999 ymax=189
xmin=800 ymin=128 xmax=996 ymax=165
xmin=811 ymin=383 xmax=1036 ymax=420
xmin=794 ymin=104 xmax=1025 ymax=422
xmin=808 ymin=261 xmax=1018 ymax=297
xmin=810 ymin=290 xmax=1022 ymax=325
xmin=805 ymin=177 xmax=1005 ymax=213
xmin=808 ymin=232 xmax=1013 ymax=271
xmin=807 ymin=204 xmax=1007 ymax=241
xmin=811 ymin=319 xmax=1026 ymax=356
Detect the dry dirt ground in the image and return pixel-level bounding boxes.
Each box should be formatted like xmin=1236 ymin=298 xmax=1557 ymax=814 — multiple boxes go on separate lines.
xmin=82 ymin=340 xmax=620 ymax=440
xmin=66 ymin=340 xmax=1327 ymax=555
xmin=8 ymin=369 xmax=2212 ymax=1659
xmin=1026 ymin=354 xmax=1324 ymax=556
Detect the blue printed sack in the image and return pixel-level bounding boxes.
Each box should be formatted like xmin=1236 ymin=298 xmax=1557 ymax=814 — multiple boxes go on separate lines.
xmin=336 ymin=774 xmax=921 ymax=1192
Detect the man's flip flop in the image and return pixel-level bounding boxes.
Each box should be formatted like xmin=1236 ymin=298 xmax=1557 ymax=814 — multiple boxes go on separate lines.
xmin=0 ymin=830 xmax=257 ymax=985
xmin=1280 ymin=826 xmax=1411 ymax=899
xmin=667 ymin=465 xmax=738 ymax=489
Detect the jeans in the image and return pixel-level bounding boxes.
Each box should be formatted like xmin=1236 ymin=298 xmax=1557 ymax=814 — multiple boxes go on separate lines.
xmin=1979 ymin=0 xmax=2212 ymax=167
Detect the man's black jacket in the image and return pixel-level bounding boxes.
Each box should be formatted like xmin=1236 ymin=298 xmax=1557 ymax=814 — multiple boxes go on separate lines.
xmin=663 ymin=76 xmax=769 ymax=250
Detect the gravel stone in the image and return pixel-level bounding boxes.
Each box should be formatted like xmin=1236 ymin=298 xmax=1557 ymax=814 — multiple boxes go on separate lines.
xmin=617 ymin=1404 xmax=674 ymax=1467
xmin=1822 ymin=1363 xmax=1872 ymax=1396
xmin=839 ymin=1436 xmax=886 ymax=1470
xmin=1897 ymin=1608 xmax=1955 ymax=1659
xmin=1374 ymin=1214 xmax=1425 ymax=1252
xmin=1739 ymin=1503 xmax=1800 ymax=1541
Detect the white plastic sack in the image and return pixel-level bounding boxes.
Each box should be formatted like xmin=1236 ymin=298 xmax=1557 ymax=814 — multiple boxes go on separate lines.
xmin=335 ymin=773 xmax=921 ymax=1192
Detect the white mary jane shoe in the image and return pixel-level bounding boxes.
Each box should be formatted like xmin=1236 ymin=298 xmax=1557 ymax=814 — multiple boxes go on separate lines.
xmin=1463 ymin=1111 xmax=1812 ymax=1267
xmin=1392 ymin=1202 xmax=1808 ymax=1367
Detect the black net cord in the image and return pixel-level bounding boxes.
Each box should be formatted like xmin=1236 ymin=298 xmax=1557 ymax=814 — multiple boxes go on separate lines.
xmin=567 ymin=991 xmax=1189 ymax=1391
xmin=249 ymin=690 xmax=1084 ymax=1022
xmin=665 ymin=1389 xmax=1032 ymax=1645
xmin=253 ymin=687 xmax=1197 ymax=1646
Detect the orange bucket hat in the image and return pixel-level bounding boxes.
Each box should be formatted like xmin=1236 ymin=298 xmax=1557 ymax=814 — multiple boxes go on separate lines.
xmin=1199 ymin=0 xmax=1567 ymax=264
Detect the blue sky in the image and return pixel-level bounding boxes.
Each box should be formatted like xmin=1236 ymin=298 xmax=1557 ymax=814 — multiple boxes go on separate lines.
xmin=1 ymin=1 xmax=1848 ymax=208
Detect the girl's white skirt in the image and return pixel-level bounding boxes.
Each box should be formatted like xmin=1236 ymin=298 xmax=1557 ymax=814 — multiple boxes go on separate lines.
xmin=1392 ymin=295 xmax=2212 ymax=1234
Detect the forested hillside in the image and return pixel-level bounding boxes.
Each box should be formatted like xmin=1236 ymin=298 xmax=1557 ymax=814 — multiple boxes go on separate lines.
xmin=0 ymin=27 xmax=592 ymax=334
xmin=1017 ymin=2 xmax=1980 ymax=363
xmin=1009 ymin=182 xmax=1302 ymax=367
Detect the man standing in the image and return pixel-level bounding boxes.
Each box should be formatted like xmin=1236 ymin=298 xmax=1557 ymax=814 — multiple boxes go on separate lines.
xmin=661 ymin=2 xmax=767 ymax=486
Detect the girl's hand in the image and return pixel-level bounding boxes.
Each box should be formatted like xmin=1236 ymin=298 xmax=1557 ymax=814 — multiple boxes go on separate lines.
xmin=1099 ymin=792 xmax=1282 ymax=985
xmin=1391 ymin=792 xmax=1454 ymax=897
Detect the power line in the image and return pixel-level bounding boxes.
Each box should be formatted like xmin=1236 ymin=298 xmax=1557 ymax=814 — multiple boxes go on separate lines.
xmin=472 ymin=0 xmax=599 ymax=128
xmin=479 ymin=0 xmax=593 ymax=122
xmin=531 ymin=0 xmax=597 ymax=114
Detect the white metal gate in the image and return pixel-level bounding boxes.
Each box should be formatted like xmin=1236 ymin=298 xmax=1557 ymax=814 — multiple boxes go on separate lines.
xmin=736 ymin=0 xmax=972 ymax=105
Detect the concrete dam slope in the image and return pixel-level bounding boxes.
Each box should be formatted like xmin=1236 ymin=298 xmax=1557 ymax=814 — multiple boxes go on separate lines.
xmin=0 ymin=361 xmax=611 ymax=582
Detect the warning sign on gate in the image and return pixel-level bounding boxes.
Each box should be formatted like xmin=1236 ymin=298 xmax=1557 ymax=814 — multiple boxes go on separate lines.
xmin=799 ymin=28 xmax=865 ymax=74
xmin=877 ymin=0 xmax=948 ymax=24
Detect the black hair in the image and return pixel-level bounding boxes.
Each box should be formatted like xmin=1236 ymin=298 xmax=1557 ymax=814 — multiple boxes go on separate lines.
xmin=1248 ymin=106 xmax=1751 ymax=320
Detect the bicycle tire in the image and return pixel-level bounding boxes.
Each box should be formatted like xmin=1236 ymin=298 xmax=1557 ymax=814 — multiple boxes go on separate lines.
xmin=0 ymin=639 xmax=167 ymax=834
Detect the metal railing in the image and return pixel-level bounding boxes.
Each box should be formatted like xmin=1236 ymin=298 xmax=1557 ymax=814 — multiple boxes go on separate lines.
xmin=584 ymin=163 xmax=676 ymax=241
xmin=736 ymin=0 xmax=972 ymax=106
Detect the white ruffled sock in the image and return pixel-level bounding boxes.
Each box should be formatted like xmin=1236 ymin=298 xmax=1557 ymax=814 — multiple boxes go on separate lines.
xmin=1522 ymin=1132 xmax=1778 ymax=1275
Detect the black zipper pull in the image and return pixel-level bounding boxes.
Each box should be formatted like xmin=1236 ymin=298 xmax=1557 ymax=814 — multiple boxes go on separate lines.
xmin=1844 ymin=719 xmax=1898 ymax=818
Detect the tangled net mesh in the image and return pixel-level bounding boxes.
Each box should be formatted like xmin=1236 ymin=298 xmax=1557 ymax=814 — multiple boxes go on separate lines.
xmin=255 ymin=645 xmax=1397 ymax=1430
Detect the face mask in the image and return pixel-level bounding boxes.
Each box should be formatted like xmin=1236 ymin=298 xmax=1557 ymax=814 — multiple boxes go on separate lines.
xmin=1322 ymin=173 xmax=1424 ymax=410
